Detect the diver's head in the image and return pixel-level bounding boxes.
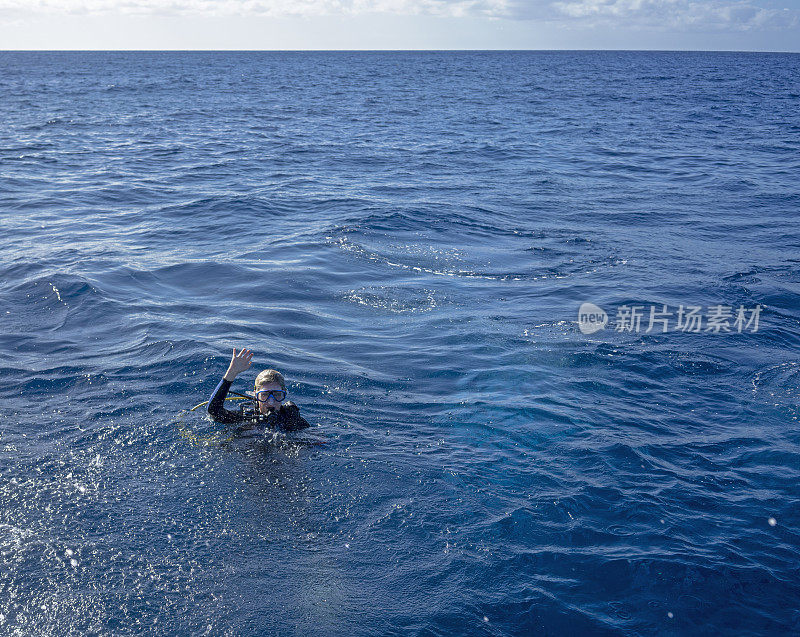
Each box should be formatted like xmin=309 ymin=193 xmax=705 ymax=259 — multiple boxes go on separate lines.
xmin=254 ymin=369 xmax=287 ymax=414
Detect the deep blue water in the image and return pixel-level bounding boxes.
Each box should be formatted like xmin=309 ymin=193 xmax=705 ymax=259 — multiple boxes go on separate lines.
xmin=1 ymin=51 xmax=799 ymax=635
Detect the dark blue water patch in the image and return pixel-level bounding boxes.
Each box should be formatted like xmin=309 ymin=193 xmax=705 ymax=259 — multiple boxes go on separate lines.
xmin=1 ymin=50 xmax=799 ymax=636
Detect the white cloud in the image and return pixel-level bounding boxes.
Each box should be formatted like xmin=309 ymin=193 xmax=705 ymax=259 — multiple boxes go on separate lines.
xmin=0 ymin=0 xmax=796 ymax=30
xmin=545 ymin=0 xmax=798 ymax=30
xmin=0 ymin=0 xmax=513 ymax=18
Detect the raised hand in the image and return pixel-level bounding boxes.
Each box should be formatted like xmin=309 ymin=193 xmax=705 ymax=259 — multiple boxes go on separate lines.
xmin=224 ymin=347 xmax=253 ymax=381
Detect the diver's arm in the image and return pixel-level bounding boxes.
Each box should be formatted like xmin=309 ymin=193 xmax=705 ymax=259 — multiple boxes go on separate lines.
xmin=208 ymin=348 xmax=253 ymax=424
xmin=207 ymin=377 xmax=243 ymax=424
xmin=280 ymin=401 xmax=311 ymax=431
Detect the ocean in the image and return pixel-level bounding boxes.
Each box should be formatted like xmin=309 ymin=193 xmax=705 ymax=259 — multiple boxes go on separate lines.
xmin=1 ymin=50 xmax=799 ymax=635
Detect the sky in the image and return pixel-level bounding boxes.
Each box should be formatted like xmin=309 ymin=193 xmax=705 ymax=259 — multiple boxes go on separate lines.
xmin=1 ymin=0 xmax=799 ymax=50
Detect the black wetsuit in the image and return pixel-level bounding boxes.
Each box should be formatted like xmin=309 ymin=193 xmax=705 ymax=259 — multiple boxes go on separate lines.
xmin=207 ymin=378 xmax=311 ymax=433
